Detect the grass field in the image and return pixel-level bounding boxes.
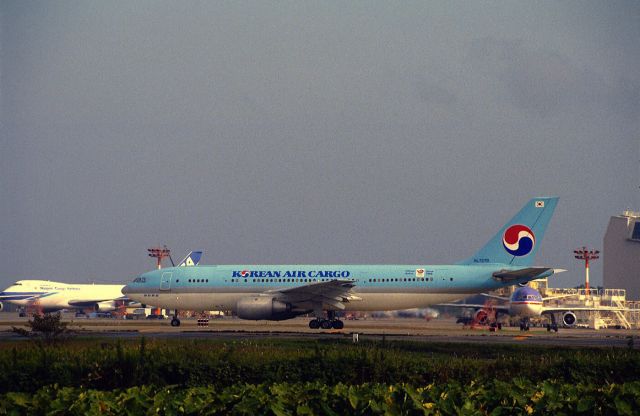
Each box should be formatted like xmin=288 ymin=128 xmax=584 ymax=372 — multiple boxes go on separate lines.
xmin=0 ymin=337 xmax=638 ymax=414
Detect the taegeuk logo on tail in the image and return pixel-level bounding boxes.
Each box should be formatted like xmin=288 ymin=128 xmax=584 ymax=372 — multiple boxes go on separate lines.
xmin=502 ymin=224 xmax=535 ymax=256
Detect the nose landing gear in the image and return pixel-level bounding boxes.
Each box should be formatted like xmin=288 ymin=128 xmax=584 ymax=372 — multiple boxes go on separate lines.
xmin=171 ymin=309 xmax=181 ymax=327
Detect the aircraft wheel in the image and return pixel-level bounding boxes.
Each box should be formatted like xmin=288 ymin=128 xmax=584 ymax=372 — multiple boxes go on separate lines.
xmin=171 ymin=318 xmax=181 ymax=327
xmin=332 ymin=320 xmax=344 ymax=330
xmin=320 ymin=319 xmax=332 ymax=330
xmin=309 ymin=319 xmax=320 ymax=329
xmin=546 ymin=324 xmax=551 ymax=332
xmin=497 ymin=323 xmax=502 ymax=330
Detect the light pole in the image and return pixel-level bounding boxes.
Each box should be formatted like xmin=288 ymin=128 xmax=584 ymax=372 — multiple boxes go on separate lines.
xmin=146 ymin=246 xmax=173 ymax=317
xmin=147 ymin=246 xmax=172 ymax=269
xmin=574 ymin=246 xmax=600 ymax=297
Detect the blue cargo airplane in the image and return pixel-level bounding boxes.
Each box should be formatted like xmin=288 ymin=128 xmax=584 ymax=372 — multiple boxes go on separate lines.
xmin=123 ymin=197 xmax=561 ymax=329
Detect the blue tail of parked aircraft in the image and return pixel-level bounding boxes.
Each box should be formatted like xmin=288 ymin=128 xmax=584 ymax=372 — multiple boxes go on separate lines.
xmin=178 ymin=251 xmax=203 ymax=267
xmin=458 ymin=197 xmax=559 ymax=266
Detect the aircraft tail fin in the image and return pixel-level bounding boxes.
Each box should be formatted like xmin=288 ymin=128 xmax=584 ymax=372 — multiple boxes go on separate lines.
xmin=458 ymin=197 xmax=558 ymax=266
xmin=178 ymin=251 xmax=203 ymax=267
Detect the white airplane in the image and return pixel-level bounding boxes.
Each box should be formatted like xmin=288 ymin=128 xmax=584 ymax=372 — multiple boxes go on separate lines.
xmin=0 ymin=280 xmax=128 ymax=313
xmin=441 ymin=285 xmax=628 ymax=331
xmin=0 ymin=251 xmax=202 ymax=313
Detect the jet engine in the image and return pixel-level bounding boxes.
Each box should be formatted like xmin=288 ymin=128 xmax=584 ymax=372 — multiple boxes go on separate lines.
xmin=474 ymin=309 xmax=489 ymax=325
xmin=236 ymin=296 xmax=295 ymax=320
xmin=95 ymin=301 xmax=117 ymax=312
xmin=0 ymin=301 xmax=3 ymax=312
xmin=562 ymin=311 xmax=577 ymax=327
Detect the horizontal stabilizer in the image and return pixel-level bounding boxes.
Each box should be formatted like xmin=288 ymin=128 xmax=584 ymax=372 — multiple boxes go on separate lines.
xmin=492 ymin=267 xmax=560 ymax=282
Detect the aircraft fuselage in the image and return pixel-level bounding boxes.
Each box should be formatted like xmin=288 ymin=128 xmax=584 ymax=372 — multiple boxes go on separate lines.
xmin=124 ymin=264 xmax=551 ymax=312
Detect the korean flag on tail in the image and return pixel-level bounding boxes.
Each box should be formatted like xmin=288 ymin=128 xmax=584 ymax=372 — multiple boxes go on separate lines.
xmin=535 ymin=200 xmax=545 ymax=208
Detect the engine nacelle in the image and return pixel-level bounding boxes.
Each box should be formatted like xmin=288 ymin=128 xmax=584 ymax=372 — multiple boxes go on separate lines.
xmin=474 ymin=309 xmax=489 ymax=325
xmin=0 ymin=301 xmax=3 ymax=312
xmin=95 ymin=301 xmax=117 ymax=312
xmin=236 ymin=296 xmax=295 ymax=320
xmin=562 ymin=311 xmax=577 ymax=327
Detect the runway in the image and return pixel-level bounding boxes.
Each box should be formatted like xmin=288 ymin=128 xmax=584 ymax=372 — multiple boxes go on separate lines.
xmin=0 ymin=313 xmax=637 ymax=348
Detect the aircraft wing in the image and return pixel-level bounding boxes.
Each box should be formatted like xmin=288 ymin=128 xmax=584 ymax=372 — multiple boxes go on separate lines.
xmin=437 ymin=303 xmax=510 ymax=313
xmin=542 ymin=306 xmax=631 ymax=313
xmin=267 ymin=279 xmax=360 ymax=310
xmin=481 ymin=293 xmax=511 ymax=301
xmin=68 ymin=297 xmax=128 ymax=308
xmin=542 ymin=294 xmax=577 ymax=301
xmin=492 ymin=267 xmax=565 ymax=282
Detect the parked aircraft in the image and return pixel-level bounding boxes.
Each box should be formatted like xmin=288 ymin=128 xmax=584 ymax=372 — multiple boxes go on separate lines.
xmin=0 ymin=251 xmax=202 ymax=313
xmin=370 ymin=307 xmax=440 ymax=320
xmin=442 ymin=285 xmax=627 ymax=331
xmin=124 ymin=197 xmax=562 ymax=329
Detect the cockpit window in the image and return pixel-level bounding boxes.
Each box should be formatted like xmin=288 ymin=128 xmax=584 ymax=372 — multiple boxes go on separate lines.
xmin=132 ymin=277 xmax=146 ymax=283
xmin=13 ymin=282 xmax=22 ymax=286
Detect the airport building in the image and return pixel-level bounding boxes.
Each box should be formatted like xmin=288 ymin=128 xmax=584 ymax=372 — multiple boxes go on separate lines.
xmin=603 ymin=210 xmax=640 ymax=300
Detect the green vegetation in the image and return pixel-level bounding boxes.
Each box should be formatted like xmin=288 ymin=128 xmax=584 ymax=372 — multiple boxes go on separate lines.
xmin=2 ymin=381 xmax=639 ymax=415
xmin=0 ymin=338 xmax=638 ymax=414
xmin=11 ymin=312 xmax=70 ymax=344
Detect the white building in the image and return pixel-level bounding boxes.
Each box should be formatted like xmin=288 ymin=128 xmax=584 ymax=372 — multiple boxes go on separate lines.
xmin=603 ymin=211 xmax=640 ymax=300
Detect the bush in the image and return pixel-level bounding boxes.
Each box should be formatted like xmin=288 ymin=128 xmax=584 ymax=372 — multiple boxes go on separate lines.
xmin=11 ymin=312 xmax=71 ymax=344
xmin=0 ymin=338 xmax=638 ymax=392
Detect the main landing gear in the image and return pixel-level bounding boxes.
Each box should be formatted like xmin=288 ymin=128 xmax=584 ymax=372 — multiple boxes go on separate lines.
xmin=171 ymin=309 xmax=181 ymax=327
xmin=519 ymin=317 xmax=530 ymax=331
xmin=545 ymin=314 xmax=559 ymax=332
xmin=309 ymin=310 xmax=344 ymax=330
xmin=308 ymin=319 xmax=344 ymax=330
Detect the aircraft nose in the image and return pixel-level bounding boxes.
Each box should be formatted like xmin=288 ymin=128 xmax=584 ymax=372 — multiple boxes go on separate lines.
xmin=121 ymin=285 xmax=131 ymax=295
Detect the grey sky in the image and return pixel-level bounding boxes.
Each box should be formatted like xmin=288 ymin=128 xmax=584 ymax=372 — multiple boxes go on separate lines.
xmin=1 ymin=1 xmax=639 ymax=289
